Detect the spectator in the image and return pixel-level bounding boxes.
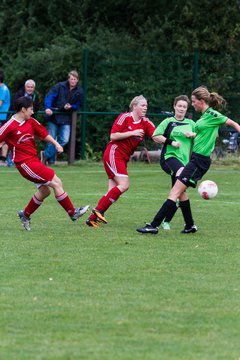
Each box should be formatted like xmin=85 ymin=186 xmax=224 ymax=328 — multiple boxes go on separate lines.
xmin=0 ymin=71 xmax=11 ymax=166
xmin=41 ymin=70 xmax=84 ymax=165
xmin=12 ymin=79 xmax=39 ymax=117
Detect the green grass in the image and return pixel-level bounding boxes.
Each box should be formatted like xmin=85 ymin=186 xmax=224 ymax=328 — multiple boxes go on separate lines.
xmin=1 ymin=162 xmax=240 ymax=360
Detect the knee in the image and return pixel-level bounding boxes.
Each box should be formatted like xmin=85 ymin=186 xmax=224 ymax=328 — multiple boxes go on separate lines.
xmin=60 ymin=128 xmax=70 ymax=146
xmin=169 ymin=180 xmax=186 ymax=200
xmin=169 ymin=187 xmax=180 ymax=200
xmin=119 ymin=183 xmax=130 ymax=193
xmin=50 ymin=175 xmax=63 ymax=189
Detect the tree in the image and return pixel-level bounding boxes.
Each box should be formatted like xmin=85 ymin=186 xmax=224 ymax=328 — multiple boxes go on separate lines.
xmin=1 ymin=0 xmax=240 ymax=155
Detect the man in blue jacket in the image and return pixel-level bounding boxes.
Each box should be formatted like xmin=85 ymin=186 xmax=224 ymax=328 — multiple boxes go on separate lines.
xmin=41 ymin=70 xmax=84 ymax=165
xmin=0 ymin=71 xmax=11 ymax=166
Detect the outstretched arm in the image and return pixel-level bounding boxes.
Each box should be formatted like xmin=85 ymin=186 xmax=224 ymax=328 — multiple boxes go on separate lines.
xmin=44 ymin=135 xmax=63 ymax=154
xmin=110 ymin=129 xmax=145 ymax=141
xmin=226 ymin=119 xmax=240 ymax=132
xmin=153 ymin=134 xmax=181 ymax=148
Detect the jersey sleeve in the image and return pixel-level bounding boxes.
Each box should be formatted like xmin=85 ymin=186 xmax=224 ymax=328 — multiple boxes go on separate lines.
xmin=110 ymin=113 xmax=127 ymax=134
xmin=31 ymin=118 xmax=49 ymax=139
xmin=190 ymin=120 xmax=197 ymax=132
xmin=208 ymin=109 xmax=228 ymax=126
xmin=0 ymin=119 xmax=11 ymax=142
xmin=217 ymin=113 xmax=228 ymax=125
xmin=144 ymin=118 xmax=155 ymax=137
xmin=0 ymin=128 xmax=6 ymax=142
xmin=153 ymin=118 xmax=169 ymax=137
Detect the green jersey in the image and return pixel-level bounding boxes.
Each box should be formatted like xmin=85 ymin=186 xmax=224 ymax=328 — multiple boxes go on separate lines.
xmin=153 ymin=116 xmax=196 ymax=166
xmin=193 ymin=107 xmax=227 ymax=156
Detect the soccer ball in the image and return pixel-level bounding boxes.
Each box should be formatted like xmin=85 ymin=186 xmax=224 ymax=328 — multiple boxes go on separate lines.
xmin=198 ymin=180 xmax=218 ymax=200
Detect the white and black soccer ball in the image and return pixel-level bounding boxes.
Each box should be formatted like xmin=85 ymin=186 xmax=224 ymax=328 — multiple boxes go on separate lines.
xmin=198 ymin=180 xmax=218 ymax=200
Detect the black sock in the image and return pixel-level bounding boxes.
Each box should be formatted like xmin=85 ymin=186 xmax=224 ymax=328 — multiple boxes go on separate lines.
xmin=164 ymin=203 xmax=178 ymax=222
xmin=179 ymin=199 xmax=194 ymax=228
xmin=151 ymin=199 xmax=177 ymax=228
xmin=164 ymin=176 xmax=178 ymax=223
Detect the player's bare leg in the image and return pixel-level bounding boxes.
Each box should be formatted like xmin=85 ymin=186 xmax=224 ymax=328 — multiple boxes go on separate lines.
xmin=48 ymin=175 xmax=89 ymax=220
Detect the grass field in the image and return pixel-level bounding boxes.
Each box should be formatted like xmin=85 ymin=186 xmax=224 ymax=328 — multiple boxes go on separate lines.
xmin=1 ymin=161 xmax=240 ymax=360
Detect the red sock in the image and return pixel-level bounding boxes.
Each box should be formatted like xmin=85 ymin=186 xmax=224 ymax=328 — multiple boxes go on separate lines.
xmin=88 ymin=196 xmax=106 ymax=221
xmin=24 ymin=195 xmax=43 ymax=217
xmin=97 ymin=196 xmax=107 ymax=209
xmin=88 ymin=212 xmax=97 ymax=221
xmin=97 ymin=187 xmax=122 ymax=213
xmin=56 ymin=192 xmax=75 ymax=216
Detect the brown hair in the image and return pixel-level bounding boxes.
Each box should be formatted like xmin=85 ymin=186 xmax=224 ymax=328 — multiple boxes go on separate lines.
xmin=15 ymin=96 xmax=33 ymax=112
xmin=68 ymin=70 xmax=79 ymax=79
xmin=173 ymin=95 xmax=190 ymax=107
xmin=192 ymin=86 xmax=226 ymax=111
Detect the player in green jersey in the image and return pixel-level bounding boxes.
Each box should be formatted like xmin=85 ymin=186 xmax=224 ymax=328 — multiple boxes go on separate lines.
xmin=137 ymin=86 xmax=240 ymax=235
xmin=153 ymin=95 xmax=196 ymax=230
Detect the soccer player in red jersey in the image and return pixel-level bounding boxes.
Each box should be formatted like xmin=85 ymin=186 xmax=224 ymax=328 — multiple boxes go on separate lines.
xmin=86 ymin=95 xmax=155 ymax=227
xmin=0 ymin=96 xmax=89 ymax=231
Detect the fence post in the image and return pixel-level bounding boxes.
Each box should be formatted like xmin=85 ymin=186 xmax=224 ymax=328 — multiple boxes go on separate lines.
xmin=68 ymin=111 xmax=77 ymax=164
xmin=81 ymin=48 xmax=89 ymax=159
xmin=193 ymin=49 xmax=199 ymax=89
xmin=192 ymin=50 xmax=199 ymax=121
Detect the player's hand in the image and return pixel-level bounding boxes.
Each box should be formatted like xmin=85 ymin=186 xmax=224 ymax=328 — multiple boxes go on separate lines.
xmin=184 ymin=131 xmax=196 ymax=138
xmin=55 ymin=144 xmax=63 ymax=154
xmin=45 ymin=108 xmax=53 ymax=116
xmin=172 ymin=141 xmax=181 ymax=148
xmin=132 ymin=129 xmax=145 ymax=137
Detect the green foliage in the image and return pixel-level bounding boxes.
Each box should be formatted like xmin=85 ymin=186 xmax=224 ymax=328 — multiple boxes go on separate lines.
xmin=84 ymin=142 xmax=103 ymax=161
xmin=1 ymin=1 xmax=240 ymax=154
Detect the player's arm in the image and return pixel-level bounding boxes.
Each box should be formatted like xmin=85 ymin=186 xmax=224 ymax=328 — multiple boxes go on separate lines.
xmin=43 ymin=135 xmax=63 ymax=154
xmin=225 ymin=118 xmax=240 ymax=132
xmin=110 ymin=129 xmax=144 ymax=141
xmin=152 ymin=134 xmax=166 ymax=144
xmin=153 ymin=134 xmax=181 ymax=148
xmin=152 ymin=118 xmax=181 ymax=146
xmin=0 ymin=125 xmax=8 ymax=143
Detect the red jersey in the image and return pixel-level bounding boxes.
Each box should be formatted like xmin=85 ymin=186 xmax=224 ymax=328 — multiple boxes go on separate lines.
xmin=109 ymin=112 xmax=155 ymax=160
xmin=0 ymin=116 xmax=49 ymax=164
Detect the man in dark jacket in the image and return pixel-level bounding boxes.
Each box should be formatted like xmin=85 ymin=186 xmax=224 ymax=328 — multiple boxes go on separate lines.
xmin=41 ymin=70 xmax=84 ymax=165
xmin=12 ymin=79 xmax=39 ymax=117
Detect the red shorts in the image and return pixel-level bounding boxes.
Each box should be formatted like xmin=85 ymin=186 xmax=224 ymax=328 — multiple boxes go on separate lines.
xmin=103 ymin=144 xmax=129 ymax=179
xmin=16 ymin=159 xmax=55 ymax=184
